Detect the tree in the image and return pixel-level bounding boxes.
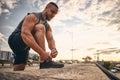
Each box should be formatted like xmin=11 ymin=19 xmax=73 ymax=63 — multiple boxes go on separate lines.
xmin=32 ymin=54 xmax=39 ymax=61
xmin=82 ymin=56 xmax=92 ymax=62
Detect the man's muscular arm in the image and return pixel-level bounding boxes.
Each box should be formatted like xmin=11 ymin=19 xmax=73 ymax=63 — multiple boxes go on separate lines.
xmin=21 ymin=14 xmax=50 ymax=61
xmin=46 ymin=27 xmax=58 ymax=58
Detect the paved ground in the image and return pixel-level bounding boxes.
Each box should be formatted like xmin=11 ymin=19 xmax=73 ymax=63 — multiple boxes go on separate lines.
xmin=115 ymin=73 xmax=120 ymax=79
xmin=0 ymin=63 xmax=110 ymax=80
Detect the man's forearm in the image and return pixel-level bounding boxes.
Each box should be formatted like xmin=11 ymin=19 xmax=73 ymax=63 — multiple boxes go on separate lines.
xmin=48 ymin=39 xmax=56 ymax=50
xmin=21 ymin=32 xmax=45 ymax=56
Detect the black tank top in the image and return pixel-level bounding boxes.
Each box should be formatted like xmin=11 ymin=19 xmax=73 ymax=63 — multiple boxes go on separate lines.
xmin=12 ymin=12 xmax=50 ymax=34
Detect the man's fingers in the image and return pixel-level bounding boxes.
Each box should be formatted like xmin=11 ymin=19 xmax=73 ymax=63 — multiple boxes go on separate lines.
xmin=49 ymin=55 xmax=52 ymax=59
xmin=53 ymin=52 xmax=57 ymax=56
xmin=51 ymin=52 xmax=58 ymax=58
xmin=46 ymin=55 xmax=52 ymax=62
xmin=52 ymin=50 xmax=57 ymax=53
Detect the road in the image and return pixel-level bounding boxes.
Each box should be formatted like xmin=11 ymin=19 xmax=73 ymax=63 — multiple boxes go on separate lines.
xmin=0 ymin=63 xmax=110 ymax=80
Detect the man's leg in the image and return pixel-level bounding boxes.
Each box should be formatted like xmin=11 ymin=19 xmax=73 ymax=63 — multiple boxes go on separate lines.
xmin=13 ymin=52 xmax=29 ymax=71
xmin=33 ymin=24 xmax=64 ymax=69
xmin=8 ymin=31 xmax=30 ymax=71
xmin=13 ymin=64 xmax=26 ymax=71
xmin=33 ymin=24 xmax=46 ymax=62
xmin=13 ymin=48 xmax=29 ymax=71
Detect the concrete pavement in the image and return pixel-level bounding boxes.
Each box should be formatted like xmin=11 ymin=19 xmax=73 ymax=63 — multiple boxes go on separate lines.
xmin=0 ymin=63 xmax=110 ymax=80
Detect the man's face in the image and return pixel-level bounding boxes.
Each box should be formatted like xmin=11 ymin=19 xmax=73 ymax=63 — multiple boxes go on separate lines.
xmin=46 ymin=6 xmax=58 ymax=21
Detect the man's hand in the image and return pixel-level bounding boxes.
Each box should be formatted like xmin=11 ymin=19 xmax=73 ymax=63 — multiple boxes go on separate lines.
xmin=40 ymin=52 xmax=52 ymax=62
xmin=51 ymin=48 xmax=58 ymax=58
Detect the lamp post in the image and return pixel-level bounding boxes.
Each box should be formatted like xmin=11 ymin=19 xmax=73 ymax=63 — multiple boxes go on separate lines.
xmin=96 ymin=50 xmax=100 ymax=61
xmin=71 ymin=32 xmax=73 ymax=60
xmin=66 ymin=31 xmax=73 ymax=60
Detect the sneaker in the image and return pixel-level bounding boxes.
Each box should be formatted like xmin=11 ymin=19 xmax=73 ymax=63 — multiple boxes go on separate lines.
xmin=40 ymin=61 xmax=64 ymax=69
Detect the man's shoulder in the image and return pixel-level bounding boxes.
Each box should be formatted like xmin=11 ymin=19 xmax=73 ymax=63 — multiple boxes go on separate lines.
xmin=27 ymin=12 xmax=41 ymax=19
xmin=27 ymin=12 xmax=41 ymax=23
xmin=32 ymin=12 xmax=41 ymax=22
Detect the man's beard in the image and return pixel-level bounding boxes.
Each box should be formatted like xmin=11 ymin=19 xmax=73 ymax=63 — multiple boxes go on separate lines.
xmin=46 ymin=13 xmax=51 ymax=21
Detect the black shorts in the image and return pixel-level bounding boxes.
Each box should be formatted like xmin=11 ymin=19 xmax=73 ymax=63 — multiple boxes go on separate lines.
xmin=8 ymin=32 xmax=30 ymax=65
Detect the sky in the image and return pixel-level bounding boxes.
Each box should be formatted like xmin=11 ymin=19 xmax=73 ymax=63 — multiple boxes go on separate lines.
xmin=0 ymin=0 xmax=120 ymax=61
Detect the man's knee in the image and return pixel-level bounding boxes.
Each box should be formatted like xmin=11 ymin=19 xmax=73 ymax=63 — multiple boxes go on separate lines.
xmin=34 ymin=24 xmax=46 ymax=33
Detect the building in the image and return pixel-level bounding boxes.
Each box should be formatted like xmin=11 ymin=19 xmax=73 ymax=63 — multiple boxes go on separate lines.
xmin=0 ymin=51 xmax=14 ymax=61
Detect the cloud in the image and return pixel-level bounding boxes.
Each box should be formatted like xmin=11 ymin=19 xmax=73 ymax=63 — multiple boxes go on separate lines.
xmin=4 ymin=0 xmax=17 ymax=9
xmin=0 ymin=32 xmax=10 ymax=51
xmin=52 ymin=0 xmax=120 ymax=31
xmin=0 ymin=0 xmax=17 ymax=15
xmin=0 ymin=32 xmax=7 ymax=42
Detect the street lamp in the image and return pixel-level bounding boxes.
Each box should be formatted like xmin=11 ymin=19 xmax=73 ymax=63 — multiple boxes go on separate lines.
xmin=66 ymin=31 xmax=73 ymax=60
xmin=96 ymin=50 xmax=100 ymax=61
